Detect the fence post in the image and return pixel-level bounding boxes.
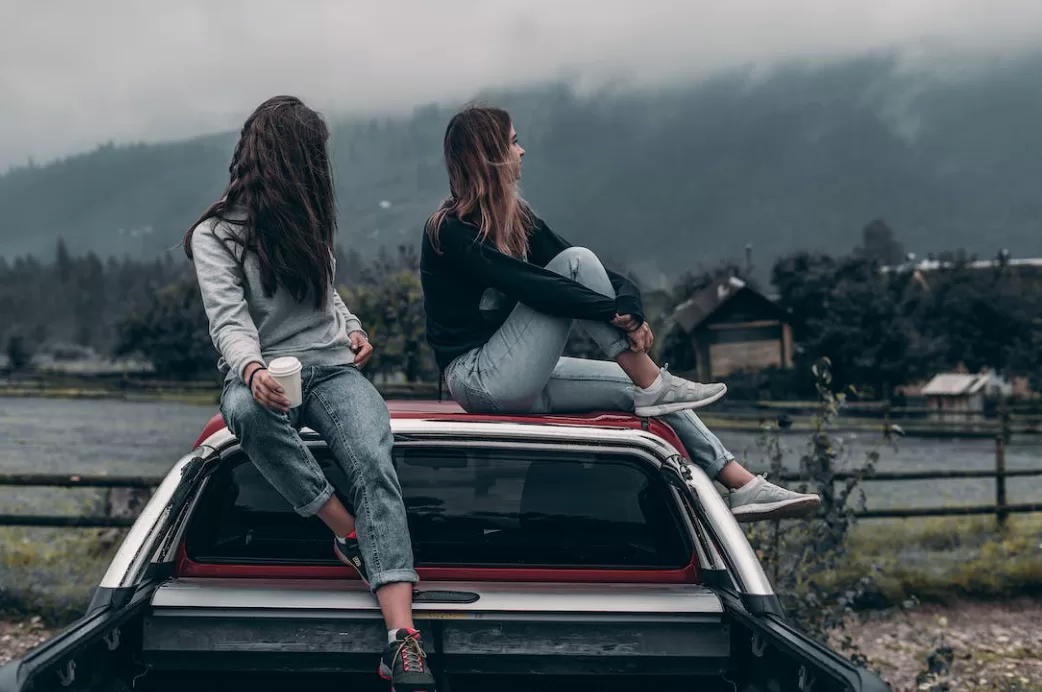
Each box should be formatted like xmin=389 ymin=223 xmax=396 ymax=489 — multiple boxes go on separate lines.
xmin=995 ymin=410 xmax=1009 ymax=528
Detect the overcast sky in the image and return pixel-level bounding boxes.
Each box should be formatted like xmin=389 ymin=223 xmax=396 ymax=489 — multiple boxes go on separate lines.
xmin=2 ymin=0 xmax=1041 ymax=169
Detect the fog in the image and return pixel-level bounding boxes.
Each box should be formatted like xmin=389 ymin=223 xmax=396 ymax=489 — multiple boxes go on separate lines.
xmin=2 ymin=0 xmax=1042 ymax=168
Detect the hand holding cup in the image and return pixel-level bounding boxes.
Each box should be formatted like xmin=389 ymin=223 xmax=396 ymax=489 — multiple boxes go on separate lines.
xmin=260 ymin=357 xmax=303 ymax=412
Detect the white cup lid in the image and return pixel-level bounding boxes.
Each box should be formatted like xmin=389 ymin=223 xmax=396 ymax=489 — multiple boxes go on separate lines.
xmin=267 ymin=356 xmax=302 ymax=377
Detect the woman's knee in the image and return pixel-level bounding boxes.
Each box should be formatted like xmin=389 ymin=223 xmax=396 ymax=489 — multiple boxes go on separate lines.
xmin=545 ymin=246 xmax=614 ymax=296
xmin=221 ymin=381 xmax=277 ymax=434
xmin=546 ymin=246 xmax=600 ymax=272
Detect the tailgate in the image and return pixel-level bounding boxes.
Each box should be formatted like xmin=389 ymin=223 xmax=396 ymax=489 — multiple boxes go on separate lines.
xmin=144 ymin=578 xmax=729 ymax=676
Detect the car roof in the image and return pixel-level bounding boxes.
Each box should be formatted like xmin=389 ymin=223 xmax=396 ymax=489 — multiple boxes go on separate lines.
xmin=193 ymin=399 xmax=686 ymax=453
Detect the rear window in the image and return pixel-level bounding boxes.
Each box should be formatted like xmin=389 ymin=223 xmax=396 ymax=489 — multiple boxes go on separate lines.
xmin=184 ymin=445 xmax=691 ymax=570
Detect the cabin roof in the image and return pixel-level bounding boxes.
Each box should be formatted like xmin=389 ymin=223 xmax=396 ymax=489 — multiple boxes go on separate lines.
xmin=671 ymin=276 xmax=786 ymax=332
xmin=920 ymin=373 xmax=990 ymax=397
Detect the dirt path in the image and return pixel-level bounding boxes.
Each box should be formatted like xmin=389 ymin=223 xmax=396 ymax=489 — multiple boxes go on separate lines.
xmin=833 ymin=599 xmax=1042 ymax=691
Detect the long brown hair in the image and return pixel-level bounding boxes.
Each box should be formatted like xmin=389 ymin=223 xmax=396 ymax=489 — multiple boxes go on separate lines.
xmin=427 ymin=105 xmax=532 ymax=257
xmin=183 ymin=95 xmax=337 ymax=309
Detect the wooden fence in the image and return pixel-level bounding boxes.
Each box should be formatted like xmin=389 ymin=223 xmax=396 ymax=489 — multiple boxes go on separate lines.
xmin=708 ymin=406 xmax=1042 ymax=438
xmin=2 ymin=431 xmax=1040 ymax=528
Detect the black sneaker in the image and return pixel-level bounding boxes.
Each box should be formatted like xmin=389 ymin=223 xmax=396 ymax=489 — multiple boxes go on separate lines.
xmin=333 ymin=533 xmax=369 ymax=587
xmin=379 ymin=628 xmax=435 ymax=692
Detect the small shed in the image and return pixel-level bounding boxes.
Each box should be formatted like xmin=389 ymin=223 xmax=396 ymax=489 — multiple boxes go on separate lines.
xmin=920 ymin=371 xmax=1010 ymax=422
xmin=670 ymin=276 xmax=794 ymax=381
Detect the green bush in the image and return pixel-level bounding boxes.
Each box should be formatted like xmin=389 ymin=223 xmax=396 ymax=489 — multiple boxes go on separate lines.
xmin=0 ymin=527 xmax=117 ymax=625
xmin=744 ymin=357 xmax=883 ymax=644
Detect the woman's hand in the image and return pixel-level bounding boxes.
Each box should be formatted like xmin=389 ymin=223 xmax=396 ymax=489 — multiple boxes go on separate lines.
xmin=350 ymin=331 xmax=374 ymax=368
xmin=245 ymin=362 xmax=291 ymax=413
xmin=627 ymin=323 xmax=654 ymax=353
xmin=612 ymin=313 xmax=652 ymax=351
xmin=612 ymin=314 xmax=641 ymax=332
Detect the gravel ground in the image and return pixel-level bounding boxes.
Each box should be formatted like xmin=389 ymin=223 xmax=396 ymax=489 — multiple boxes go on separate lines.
xmin=0 ymin=616 xmax=53 ymax=667
xmin=833 ymin=599 xmax=1042 ymax=691
xmin=3 ymin=601 xmax=1041 ymax=690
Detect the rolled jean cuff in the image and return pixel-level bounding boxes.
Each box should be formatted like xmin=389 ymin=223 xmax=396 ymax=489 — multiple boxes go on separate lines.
xmin=294 ymin=482 xmax=335 ymax=517
xmin=603 ymin=334 xmax=630 ymax=360
xmin=369 ymin=568 xmax=420 ymax=592
xmin=698 ymin=453 xmax=732 ymax=480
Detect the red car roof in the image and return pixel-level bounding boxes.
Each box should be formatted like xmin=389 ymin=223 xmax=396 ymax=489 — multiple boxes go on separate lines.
xmin=193 ymin=399 xmax=688 ymax=456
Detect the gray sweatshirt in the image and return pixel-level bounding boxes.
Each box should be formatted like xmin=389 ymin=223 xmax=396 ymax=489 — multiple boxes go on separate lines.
xmin=189 ymin=214 xmax=364 ymax=382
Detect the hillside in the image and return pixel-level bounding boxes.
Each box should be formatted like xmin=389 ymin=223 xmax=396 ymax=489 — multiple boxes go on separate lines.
xmin=2 ymin=51 xmax=1042 ymax=278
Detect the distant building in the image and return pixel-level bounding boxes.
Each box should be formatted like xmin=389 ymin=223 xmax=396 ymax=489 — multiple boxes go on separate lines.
xmin=881 ymin=257 xmax=1042 ymax=274
xmin=881 ymin=256 xmax=1042 ymax=291
xmin=670 ymin=276 xmax=794 ymax=381
xmin=920 ymin=370 xmax=1012 ymax=422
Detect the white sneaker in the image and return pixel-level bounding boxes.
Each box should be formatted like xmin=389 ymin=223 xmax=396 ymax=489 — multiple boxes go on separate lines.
xmin=633 ymin=367 xmax=727 ymax=417
xmin=727 ymin=475 xmax=821 ymax=522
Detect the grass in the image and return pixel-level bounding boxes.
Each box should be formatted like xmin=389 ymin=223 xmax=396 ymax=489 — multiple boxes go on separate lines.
xmin=0 ymin=384 xmax=221 ymax=406
xmin=818 ymin=514 xmax=1042 ymax=608
xmin=0 ymin=526 xmax=118 ymax=625
xmin=0 ymin=490 xmax=121 ymax=625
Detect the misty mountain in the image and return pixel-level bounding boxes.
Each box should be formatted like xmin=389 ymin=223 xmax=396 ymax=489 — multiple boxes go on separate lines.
xmin=2 ymin=52 xmax=1041 ymax=281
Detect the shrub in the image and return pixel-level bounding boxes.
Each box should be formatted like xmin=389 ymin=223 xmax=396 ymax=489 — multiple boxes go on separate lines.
xmin=745 ymin=357 xmax=885 ymax=647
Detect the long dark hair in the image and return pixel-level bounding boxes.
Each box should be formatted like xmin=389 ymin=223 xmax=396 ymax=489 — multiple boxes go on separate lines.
xmin=183 ymin=95 xmax=337 ymax=309
xmin=427 ymin=105 xmax=532 ymax=258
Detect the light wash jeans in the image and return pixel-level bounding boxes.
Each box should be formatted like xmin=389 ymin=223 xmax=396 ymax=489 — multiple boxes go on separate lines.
xmin=444 ymin=246 xmax=733 ymax=479
xmin=221 ymin=364 xmax=418 ymax=591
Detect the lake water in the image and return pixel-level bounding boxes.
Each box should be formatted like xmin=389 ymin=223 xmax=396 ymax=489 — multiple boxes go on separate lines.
xmin=1 ymin=396 xmax=1040 ymax=513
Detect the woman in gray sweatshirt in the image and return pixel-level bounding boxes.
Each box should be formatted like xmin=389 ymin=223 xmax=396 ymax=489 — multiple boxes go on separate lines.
xmin=184 ymin=95 xmax=435 ymax=692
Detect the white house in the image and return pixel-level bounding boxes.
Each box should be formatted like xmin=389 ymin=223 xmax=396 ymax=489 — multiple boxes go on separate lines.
xmin=920 ymin=370 xmax=1011 ymax=422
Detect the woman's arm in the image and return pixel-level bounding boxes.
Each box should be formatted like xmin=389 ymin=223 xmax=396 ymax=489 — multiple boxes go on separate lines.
xmin=530 ymin=220 xmax=645 ymax=321
xmin=438 ymin=220 xmax=636 ymax=322
xmin=190 ymin=224 xmax=264 ymax=382
xmin=330 ymin=289 xmax=367 ymax=338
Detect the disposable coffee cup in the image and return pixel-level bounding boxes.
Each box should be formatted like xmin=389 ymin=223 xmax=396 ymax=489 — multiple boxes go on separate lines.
xmin=267 ymin=356 xmax=303 ymax=408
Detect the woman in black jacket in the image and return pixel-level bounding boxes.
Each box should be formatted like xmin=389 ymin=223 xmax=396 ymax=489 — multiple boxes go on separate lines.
xmin=420 ymin=105 xmax=819 ymax=522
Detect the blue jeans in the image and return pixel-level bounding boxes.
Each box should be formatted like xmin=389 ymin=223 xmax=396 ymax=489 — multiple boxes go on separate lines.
xmin=444 ymin=247 xmax=733 ymax=479
xmin=221 ymin=364 xmax=418 ymax=591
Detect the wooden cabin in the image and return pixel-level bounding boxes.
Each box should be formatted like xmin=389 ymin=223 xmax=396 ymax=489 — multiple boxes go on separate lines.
xmin=670 ymin=277 xmax=794 ymax=381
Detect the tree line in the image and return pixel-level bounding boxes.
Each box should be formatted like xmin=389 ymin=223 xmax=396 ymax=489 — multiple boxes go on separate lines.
xmin=0 ymin=239 xmax=437 ymax=382
xmin=769 ymin=250 xmax=1042 ymax=399
xmin=3 ymin=226 xmax=1041 ymax=400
